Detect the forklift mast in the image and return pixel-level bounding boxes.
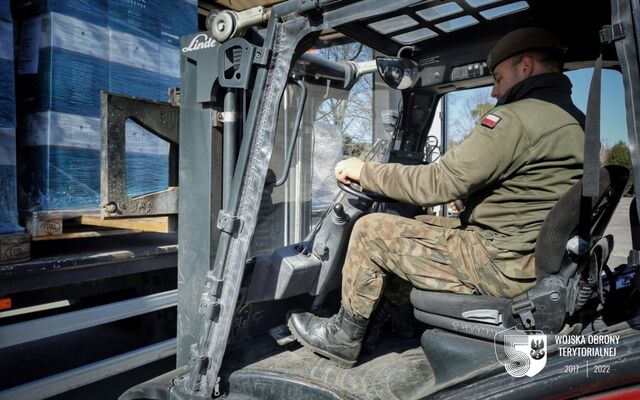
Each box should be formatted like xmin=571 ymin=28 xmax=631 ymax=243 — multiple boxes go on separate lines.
xmin=174 ymin=2 xmax=421 ymax=397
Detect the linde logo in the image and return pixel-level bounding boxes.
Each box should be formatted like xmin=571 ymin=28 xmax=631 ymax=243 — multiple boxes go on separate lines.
xmin=182 ymin=34 xmax=217 ymax=53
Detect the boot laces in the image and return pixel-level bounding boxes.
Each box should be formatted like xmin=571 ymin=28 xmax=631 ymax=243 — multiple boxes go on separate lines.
xmin=323 ymin=313 xmax=341 ymax=334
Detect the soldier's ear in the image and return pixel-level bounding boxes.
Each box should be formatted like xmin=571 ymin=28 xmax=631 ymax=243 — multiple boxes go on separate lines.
xmin=521 ymin=55 xmax=535 ymax=77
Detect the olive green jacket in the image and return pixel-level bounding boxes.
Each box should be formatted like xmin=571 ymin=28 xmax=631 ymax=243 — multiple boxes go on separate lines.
xmin=360 ymin=98 xmax=584 ymax=279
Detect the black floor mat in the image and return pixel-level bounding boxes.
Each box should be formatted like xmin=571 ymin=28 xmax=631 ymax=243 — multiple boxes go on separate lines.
xmin=223 ymin=337 xmax=436 ymax=400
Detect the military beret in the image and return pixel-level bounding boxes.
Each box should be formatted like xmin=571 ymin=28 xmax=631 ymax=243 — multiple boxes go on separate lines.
xmin=487 ymin=27 xmax=567 ymax=72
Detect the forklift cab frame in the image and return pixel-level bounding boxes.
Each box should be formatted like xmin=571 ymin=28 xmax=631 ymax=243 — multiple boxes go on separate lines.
xmin=122 ymin=0 xmax=640 ymax=399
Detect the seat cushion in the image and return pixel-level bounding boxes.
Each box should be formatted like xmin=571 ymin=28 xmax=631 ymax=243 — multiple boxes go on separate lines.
xmin=410 ymin=288 xmax=510 ymax=323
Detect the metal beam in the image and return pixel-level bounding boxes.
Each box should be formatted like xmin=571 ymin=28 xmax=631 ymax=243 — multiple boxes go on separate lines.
xmin=0 ymin=290 xmax=177 ymax=350
xmin=0 ymin=339 xmax=176 ymax=400
xmin=100 ymin=91 xmax=179 ymax=218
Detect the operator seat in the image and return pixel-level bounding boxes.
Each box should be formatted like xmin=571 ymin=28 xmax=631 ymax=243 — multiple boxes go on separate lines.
xmin=410 ymin=165 xmax=629 ymax=382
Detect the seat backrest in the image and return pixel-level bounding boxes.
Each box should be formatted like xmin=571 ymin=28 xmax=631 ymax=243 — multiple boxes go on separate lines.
xmin=535 ymin=165 xmax=629 ymax=280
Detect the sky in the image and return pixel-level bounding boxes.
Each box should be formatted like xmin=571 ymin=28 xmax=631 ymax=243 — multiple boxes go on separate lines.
xmin=445 ymin=68 xmax=629 ymax=147
xmin=566 ymin=68 xmax=628 ymax=146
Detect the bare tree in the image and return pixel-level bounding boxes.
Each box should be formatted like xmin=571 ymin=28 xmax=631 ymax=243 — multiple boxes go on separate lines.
xmin=447 ymin=87 xmax=495 ymax=149
xmin=600 ymin=142 xmax=610 ymax=164
xmin=313 ymin=43 xmax=374 ymax=156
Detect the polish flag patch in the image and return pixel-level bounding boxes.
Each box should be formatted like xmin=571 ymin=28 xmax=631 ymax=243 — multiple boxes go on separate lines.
xmin=481 ymin=113 xmax=502 ymax=129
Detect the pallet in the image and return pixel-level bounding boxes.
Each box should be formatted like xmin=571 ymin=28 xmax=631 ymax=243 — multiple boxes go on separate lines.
xmin=23 ymin=209 xmax=104 ymax=237
xmin=31 ymin=228 xmax=143 ymax=241
xmin=22 ymin=210 xmax=174 ymax=241
xmin=25 ymin=211 xmax=63 ymax=237
xmin=77 ymin=215 xmax=176 ymax=233
xmin=0 ymin=232 xmax=31 ymax=265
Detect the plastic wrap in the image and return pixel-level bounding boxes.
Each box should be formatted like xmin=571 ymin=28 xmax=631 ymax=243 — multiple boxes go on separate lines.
xmin=20 ymin=111 xmax=101 ymax=149
xmin=41 ymin=12 xmax=109 ymax=58
xmin=19 ymin=146 xmax=169 ymax=209
xmin=160 ymin=0 xmax=197 ymax=46
xmin=311 ymin=122 xmax=342 ymax=210
xmin=125 ymin=121 xmax=169 ymax=197
xmin=0 ymin=16 xmax=21 ymax=233
xmin=19 ymin=144 xmax=101 ymax=210
xmin=19 ymin=113 xmax=169 ymax=209
xmin=14 ymin=0 xmax=107 ymax=25
xmin=109 ymin=29 xmax=160 ymax=72
xmin=0 ymin=0 xmax=10 ymax=22
xmin=159 ymin=44 xmax=181 ymax=77
xmin=0 ymin=60 xmax=16 ymax=128
xmin=108 ymin=0 xmax=160 ymax=41
xmin=110 ymin=63 xmax=179 ymax=101
xmin=17 ymin=14 xmax=109 ymax=116
xmin=0 ymin=128 xmax=20 ymax=234
xmin=0 ymin=22 xmax=15 ymax=128
xmin=108 ymin=29 xmax=182 ymax=101
xmin=125 ymin=120 xmax=170 ymax=155
xmin=16 ymin=1 xmax=195 ymax=211
xmin=20 ymin=47 xmax=109 ymax=116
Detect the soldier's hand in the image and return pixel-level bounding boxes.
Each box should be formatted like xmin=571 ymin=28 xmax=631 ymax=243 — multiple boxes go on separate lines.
xmin=335 ymin=157 xmax=364 ymax=185
xmin=450 ymin=199 xmax=465 ymax=213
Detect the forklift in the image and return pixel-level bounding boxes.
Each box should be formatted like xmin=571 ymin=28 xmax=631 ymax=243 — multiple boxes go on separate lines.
xmin=121 ymin=0 xmax=640 ymax=398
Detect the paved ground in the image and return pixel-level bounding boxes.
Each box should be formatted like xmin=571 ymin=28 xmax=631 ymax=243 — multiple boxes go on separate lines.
xmin=604 ymin=197 xmax=633 ymax=267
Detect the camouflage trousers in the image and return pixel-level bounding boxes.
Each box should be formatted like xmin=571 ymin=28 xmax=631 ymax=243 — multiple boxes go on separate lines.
xmin=341 ymin=213 xmax=536 ymax=319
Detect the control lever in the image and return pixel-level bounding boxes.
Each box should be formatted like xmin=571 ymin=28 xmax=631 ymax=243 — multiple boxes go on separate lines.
xmin=332 ymin=203 xmax=349 ymax=224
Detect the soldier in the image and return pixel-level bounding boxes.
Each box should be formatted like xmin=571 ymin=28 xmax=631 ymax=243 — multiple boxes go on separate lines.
xmin=288 ymin=28 xmax=585 ymax=368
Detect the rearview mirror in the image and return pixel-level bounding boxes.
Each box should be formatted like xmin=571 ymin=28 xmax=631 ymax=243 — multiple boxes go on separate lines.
xmin=376 ymin=57 xmax=419 ymax=90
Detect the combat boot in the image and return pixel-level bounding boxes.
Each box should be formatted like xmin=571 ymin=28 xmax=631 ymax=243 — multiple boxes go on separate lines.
xmin=288 ymin=306 xmax=368 ymax=368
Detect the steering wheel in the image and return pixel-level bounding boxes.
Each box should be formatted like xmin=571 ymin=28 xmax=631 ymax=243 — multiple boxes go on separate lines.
xmin=337 ymin=180 xmax=395 ymax=203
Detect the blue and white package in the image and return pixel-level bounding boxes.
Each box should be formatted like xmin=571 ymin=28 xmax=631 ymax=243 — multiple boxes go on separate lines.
xmin=19 ymin=141 xmax=102 ymax=211
xmin=0 ymin=128 xmax=21 ymax=234
xmin=16 ymin=1 xmax=196 ymax=211
xmin=0 ymin=21 xmax=15 ymax=128
xmin=0 ymin=0 xmax=11 ymax=22
xmin=19 ymin=112 xmax=169 ymax=209
xmin=0 ymin=59 xmax=16 ymax=128
xmin=21 ymin=112 xmax=172 ymax=155
xmin=0 ymin=16 xmax=21 ymax=233
xmin=20 ymin=47 xmax=109 ymax=117
xmin=110 ymin=62 xmax=178 ymax=102
xmin=125 ymin=120 xmax=169 ymax=155
xmin=17 ymin=13 xmax=109 ymax=72
xmin=17 ymin=14 xmax=109 ymax=117
xmin=107 ymin=0 xmax=160 ymax=41
xmin=159 ymin=44 xmax=180 ymax=78
xmin=14 ymin=0 xmax=107 ymax=26
xmin=40 ymin=12 xmax=109 ymax=59
xmin=109 ymin=29 xmax=159 ymax=73
xmin=21 ymin=111 xmax=101 ymax=150
xmin=0 ymin=20 xmax=13 ymax=61
xmin=19 ymin=112 xmax=102 ymax=210
xmin=160 ymin=0 xmax=197 ymax=46
xmin=124 ymin=120 xmax=169 ymax=197
xmin=17 ymin=14 xmax=108 ymax=210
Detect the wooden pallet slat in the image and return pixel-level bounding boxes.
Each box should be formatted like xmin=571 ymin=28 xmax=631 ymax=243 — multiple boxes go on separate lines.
xmin=31 ymin=229 xmax=144 ymax=242
xmin=77 ymin=216 xmax=176 ymax=233
xmin=21 ymin=210 xmax=175 ymax=241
